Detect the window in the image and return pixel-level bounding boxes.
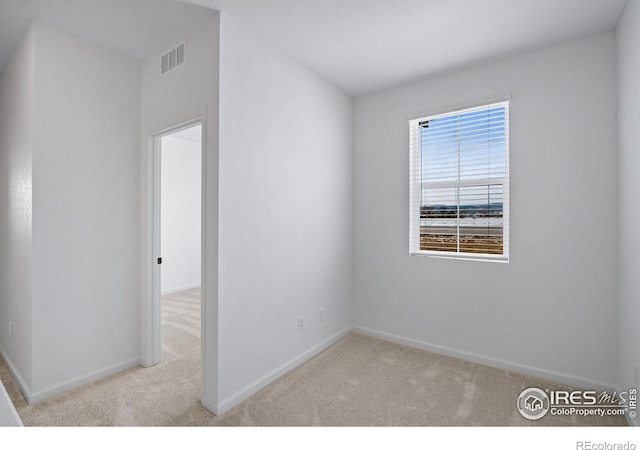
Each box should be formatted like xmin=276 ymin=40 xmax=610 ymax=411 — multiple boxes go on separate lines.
xmin=409 ymin=100 xmax=509 ymax=262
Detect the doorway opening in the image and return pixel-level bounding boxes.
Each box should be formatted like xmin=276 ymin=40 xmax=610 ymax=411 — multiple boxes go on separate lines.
xmin=157 ymin=122 xmax=202 ymax=365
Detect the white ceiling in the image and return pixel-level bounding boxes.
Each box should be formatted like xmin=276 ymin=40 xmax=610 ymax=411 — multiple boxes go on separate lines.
xmin=182 ymin=0 xmax=628 ymax=96
xmin=0 ymin=0 xmax=216 ymax=75
xmin=0 ymin=0 xmax=629 ymax=97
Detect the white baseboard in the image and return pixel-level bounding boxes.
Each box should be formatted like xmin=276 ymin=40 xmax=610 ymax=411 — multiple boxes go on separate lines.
xmin=353 ymin=326 xmax=617 ymax=392
xmin=0 ymin=350 xmax=32 ymax=406
xmin=28 ymin=357 xmax=140 ymax=404
xmin=0 ymin=378 xmax=22 ymax=426
xmin=200 ymin=396 xmax=218 ymax=416
xmin=162 ymin=283 xmax=201 ymax=296
xmin=206 ymin=326 xmax=353 ymax=416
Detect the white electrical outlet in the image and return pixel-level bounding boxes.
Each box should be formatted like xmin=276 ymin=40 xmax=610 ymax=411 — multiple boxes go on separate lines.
xmin=297 ymin=316 xmax=304 ymax=331
xmin=8 ymin=321 xmax=12 ymax=337
xmin=318 ymin=308 xmax=325 ymax=322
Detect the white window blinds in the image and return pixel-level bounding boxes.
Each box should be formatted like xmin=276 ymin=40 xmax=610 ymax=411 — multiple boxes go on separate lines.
xmin=409 ymin=100 xmax=510 ymax=261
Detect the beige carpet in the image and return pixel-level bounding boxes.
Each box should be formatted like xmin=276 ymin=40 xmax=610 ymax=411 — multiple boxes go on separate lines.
xmin=0 ymin=292 xmax=628 ymax=426
xmin=161 ymin=288 xmax=201 ymax=363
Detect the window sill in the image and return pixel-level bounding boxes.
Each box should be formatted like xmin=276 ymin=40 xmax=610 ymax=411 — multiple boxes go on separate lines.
xmin=410 ymin=251 xmax=509 ymax=263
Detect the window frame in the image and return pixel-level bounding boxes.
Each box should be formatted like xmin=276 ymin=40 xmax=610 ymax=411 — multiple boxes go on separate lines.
xmin=409 ymin=99 xmax=510 ymax=263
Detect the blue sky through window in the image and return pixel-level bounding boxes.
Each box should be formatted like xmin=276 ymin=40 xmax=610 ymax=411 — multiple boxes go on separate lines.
xmin=420 ymin=106 xmax=506 ymax=207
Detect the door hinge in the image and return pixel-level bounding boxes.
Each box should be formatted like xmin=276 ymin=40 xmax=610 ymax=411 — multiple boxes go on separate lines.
xmin=157 ymin=257 xmax=162 ymax=264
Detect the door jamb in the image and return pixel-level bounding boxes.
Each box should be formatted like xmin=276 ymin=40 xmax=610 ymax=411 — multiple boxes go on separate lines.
xmin=141 ymin=113 xmax=205 ymax=368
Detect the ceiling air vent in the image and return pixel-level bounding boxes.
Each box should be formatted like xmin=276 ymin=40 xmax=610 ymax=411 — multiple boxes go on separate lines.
xmin=161 ymin=43 xmax=185 ymax=76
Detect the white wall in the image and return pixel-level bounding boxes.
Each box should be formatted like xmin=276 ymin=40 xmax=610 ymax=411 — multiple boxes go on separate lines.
xmin=0 ymin=379 xmax=21 ymax=426
xmin=617 ymin=0 xmax=640 ymax=425
xmin=216 ymin=14 xmax=353 ymax=412
xmin=28 ymin=22 xmax=141 ymax=399
xmin=0 ymin=20 xmax=143 ymax=403
xmin=0 ymin=25 xmax=35 ymax=392
xmin=353 ymin=33 xmax=619 ymax=389
xmin=161 ymin=132 xmax=202 ymax=294
xmin=140 ymin=13 xmax=219 ymax=403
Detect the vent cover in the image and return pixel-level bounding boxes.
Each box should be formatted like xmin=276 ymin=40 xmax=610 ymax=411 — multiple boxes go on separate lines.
xmin=161 ymin=43 xmax=185 ymax=75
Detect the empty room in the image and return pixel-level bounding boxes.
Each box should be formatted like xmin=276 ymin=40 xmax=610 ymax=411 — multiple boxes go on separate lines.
xmin=0 ymin=0 xmax=639 ymax=441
